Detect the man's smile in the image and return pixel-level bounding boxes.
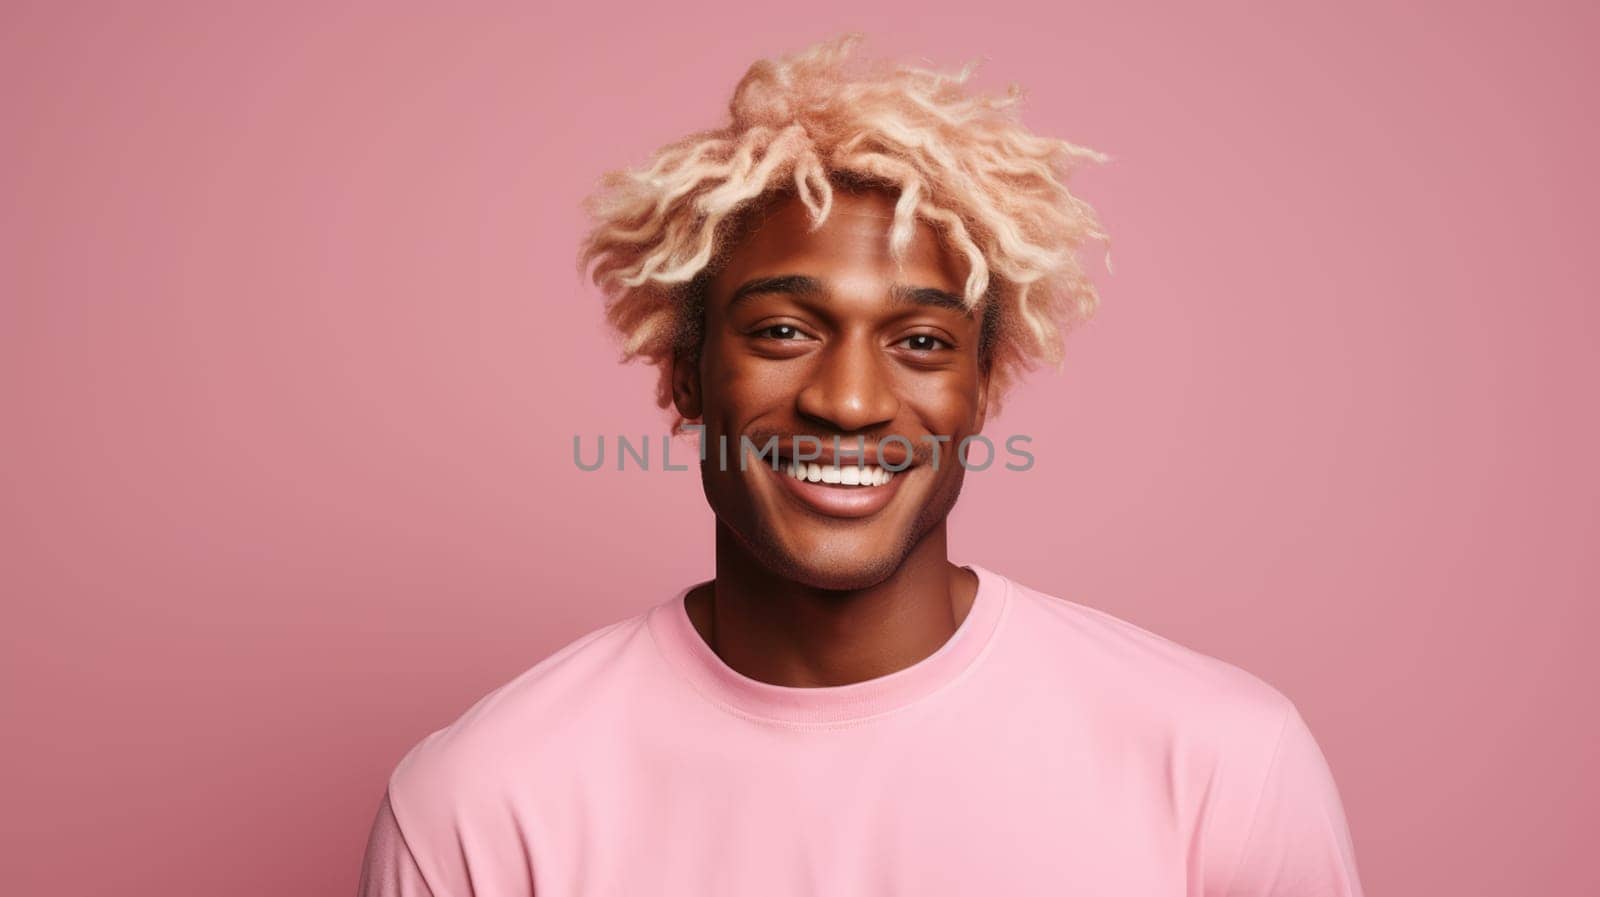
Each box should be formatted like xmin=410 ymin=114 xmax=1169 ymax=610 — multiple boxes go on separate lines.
xmin=783 ymin=459 xmax=897 ymax=486
xmin=763 ymin=457 xmax=908 ymax=519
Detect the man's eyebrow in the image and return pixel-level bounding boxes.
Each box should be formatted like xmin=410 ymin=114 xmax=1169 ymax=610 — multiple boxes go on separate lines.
xmin=728 ymin=275 xmax=971 ymax=316
xmin=727 ymin=275 xmax=825 ymax=307
xmin=890 ymin=284 xmax=971 ymax=315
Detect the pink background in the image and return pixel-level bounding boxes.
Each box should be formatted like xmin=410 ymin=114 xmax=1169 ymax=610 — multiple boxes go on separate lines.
xmin=3 ymin=2 xmax=1595 ymax=894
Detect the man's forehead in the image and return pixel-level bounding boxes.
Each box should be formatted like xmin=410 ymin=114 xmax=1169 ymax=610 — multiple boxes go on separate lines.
xmin=753 ymin=188 xmax=899 ymax=228
xmin=718 ymin=192 xmax=965 ymax=290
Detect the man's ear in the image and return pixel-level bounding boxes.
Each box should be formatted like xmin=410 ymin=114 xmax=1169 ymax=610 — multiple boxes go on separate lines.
xmin=670 ymin=350 xmax=703 ymax=421
xmin=973 ymin=369 xmax=992 ymax=434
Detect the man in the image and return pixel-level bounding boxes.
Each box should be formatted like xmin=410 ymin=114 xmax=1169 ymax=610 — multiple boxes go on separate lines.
xmin=358 ymin=35 xmax=1364 ymax=896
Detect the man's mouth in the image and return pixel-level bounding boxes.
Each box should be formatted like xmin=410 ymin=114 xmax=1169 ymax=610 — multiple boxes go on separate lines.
xmin=765 ymin=458 xmax=908 ymax=519
xmin=782 ymin=460 xmax=897 ymax=487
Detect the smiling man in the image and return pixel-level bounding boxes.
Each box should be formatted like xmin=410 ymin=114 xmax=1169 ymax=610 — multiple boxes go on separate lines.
xmin=358 ymin=35 xmax=1365 ymax=897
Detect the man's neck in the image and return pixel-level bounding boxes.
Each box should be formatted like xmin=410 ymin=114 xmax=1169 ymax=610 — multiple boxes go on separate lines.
xmin=683 ymin=526 xmax=980 ymax=689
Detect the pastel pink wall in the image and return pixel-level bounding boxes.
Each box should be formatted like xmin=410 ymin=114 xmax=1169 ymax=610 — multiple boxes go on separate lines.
xmin=3 ymin=2 xmax=1594 ymax=894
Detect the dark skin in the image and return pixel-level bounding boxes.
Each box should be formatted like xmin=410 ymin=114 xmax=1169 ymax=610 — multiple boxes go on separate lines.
xmin=670 ymin=186 xmax=992 ymax=689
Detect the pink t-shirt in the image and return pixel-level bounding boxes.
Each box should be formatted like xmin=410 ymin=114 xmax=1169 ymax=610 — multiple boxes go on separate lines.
xmin=358 ymin=565 xmax=1363 ymax=896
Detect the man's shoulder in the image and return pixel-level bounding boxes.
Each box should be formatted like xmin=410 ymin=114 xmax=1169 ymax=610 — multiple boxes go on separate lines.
xmin=995 ymin=573 xmax=1360 ymax=892
xmin=997 ymin=570 xmax=1296 ymax=745
xmin=385 ymin=604 xmax=659 ymax=806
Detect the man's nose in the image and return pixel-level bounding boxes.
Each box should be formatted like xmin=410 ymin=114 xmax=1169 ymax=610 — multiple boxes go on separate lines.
xmin=795 ymin=332 xmax=900 ymax=432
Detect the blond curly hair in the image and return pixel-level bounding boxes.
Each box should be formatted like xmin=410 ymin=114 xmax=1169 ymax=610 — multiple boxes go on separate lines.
xmin=577 ymin=34 xmax=1110 ymax=427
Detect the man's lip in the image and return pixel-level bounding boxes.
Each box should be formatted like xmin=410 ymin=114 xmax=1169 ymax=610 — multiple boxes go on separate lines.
xmin=763 ymin=459 xmax=908 ymax=519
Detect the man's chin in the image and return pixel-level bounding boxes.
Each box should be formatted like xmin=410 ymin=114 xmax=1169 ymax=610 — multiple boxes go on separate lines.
xmin=713 ymin=482 xmax=932 ymax=591
xmin=757 ymin=543 xmax=906 ymax=592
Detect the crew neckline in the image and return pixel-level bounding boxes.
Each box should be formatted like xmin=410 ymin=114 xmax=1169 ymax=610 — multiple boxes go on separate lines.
xmin=647 ymin=564 xmax=1009 ymax=726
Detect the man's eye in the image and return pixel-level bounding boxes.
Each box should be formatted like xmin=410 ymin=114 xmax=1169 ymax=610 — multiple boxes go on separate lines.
xmin=757 ymin=324 xmax=805 ymax=340
xmin=899 ymin=334 xmax=953 ymax=351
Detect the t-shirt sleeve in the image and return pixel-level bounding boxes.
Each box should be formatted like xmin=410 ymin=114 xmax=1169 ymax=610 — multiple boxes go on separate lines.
xmin=357 ymin=790 xmax=437 ymax=897
xmin=1220 ymin=704 xmax=1365 ymax=897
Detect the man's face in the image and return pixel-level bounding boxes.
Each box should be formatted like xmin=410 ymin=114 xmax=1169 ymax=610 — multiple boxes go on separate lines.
xmin=673 ymin=188 xmax=989 ymax=590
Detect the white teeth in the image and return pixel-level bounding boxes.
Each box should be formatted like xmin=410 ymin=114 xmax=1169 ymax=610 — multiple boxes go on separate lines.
xmin=784 ymin=460 xmax=896 ymax=486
